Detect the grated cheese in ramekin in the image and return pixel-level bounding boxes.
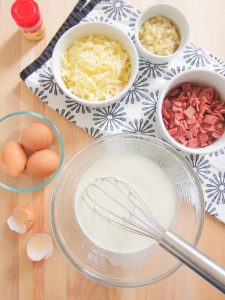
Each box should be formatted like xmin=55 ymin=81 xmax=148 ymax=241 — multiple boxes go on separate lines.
xmin=60 ymin=34 xmax=131 ymax=101
xmin=139 ymin=15 xmax=180 ymax=56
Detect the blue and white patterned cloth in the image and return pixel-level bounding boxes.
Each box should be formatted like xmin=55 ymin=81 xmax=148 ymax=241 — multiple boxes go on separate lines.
xmin=21 ymin=0 xmax=225 ymax=223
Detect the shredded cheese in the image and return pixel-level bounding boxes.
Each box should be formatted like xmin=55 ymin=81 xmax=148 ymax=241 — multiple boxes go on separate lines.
xmin=139 ymin=16 xmax=180 ymax=56
xmin=61 ymin=34 xmax=131 ymax=101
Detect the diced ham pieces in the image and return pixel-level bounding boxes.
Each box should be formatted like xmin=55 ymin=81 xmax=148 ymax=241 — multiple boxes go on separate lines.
xmin=162 ymin=83 xmax=225 ymax=148
xmin=199 ymin=133 xmax=209 ymax=145
xmin=203 ymin=115 xmax=218 ymax=125
xmin=188 ymin=138 xmax=200 ymax=148
xmin=184 ymin=106 xmax=196 ymax=118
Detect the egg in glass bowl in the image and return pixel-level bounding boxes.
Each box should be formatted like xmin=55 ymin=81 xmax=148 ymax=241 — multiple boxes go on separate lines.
xmin=0 ymin=111 xmax=64 ymax=193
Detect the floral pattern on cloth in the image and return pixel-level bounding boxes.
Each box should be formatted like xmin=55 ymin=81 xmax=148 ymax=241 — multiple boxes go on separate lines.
xmin=23 ymin=0 xmax=225 ymax=223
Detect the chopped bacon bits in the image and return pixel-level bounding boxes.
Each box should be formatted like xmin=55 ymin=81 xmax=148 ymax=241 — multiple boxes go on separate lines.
xmin=184 ymin=106 xmax=196 ymax=118
xmin=162 ymin=83 xmax=225 ymax=148
xmin=203 ymin=115 xmax=218 ymax=125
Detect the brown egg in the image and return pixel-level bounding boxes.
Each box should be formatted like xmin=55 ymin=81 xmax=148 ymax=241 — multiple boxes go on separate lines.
xmin=26 ymin=149 xmax=59 ymax=179
xmin=21 ymin=122 xmax=53 ymax=151
xmin=0 ymin=155 xmax=7 ymax=174
xmin=1 ymin=141 xmax=27 ymax=178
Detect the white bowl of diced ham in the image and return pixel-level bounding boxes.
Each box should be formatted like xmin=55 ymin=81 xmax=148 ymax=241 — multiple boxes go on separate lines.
xmin=156 ymin=69 xmax=225 ymax=154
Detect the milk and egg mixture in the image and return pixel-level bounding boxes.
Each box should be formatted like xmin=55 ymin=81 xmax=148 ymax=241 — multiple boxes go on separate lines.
xmin=75 ymin=154 xmax=175 ymax=253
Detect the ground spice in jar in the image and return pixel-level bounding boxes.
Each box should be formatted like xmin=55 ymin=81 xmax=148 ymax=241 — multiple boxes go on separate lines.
xmin=11 ymin=0 xmax=46 ymax=41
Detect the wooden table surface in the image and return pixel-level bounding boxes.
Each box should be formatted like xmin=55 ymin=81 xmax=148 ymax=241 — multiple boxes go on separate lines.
xmin=1 ymin=0 xmax=225 ymax=299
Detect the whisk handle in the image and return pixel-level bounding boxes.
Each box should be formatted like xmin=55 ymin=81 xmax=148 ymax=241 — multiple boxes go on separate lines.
xmin=160 ymin=231 xmax=225 ymax=294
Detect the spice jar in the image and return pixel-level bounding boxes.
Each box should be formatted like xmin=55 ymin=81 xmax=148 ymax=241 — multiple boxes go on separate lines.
xmin=11 ymin=0 xmax=46 ymax=41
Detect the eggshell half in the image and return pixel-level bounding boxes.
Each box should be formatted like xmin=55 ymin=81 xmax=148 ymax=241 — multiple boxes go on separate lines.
xmin=7 ymin=206 xmax=35 ymax=234
xmin=27 ymin=233 xmax=53 ymax=261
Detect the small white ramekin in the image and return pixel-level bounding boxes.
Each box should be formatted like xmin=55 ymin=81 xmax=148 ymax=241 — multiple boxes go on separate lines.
xmin=52 ymin=22 xmax=139 ymax=108
xmin=156 ymin=69 xmax=225 ymax=154
xmin=135 ymin=4 xmax=190 ymax=64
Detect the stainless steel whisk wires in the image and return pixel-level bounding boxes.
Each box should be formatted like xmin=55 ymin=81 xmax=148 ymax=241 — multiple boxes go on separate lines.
xmin=83 ymin=177 xmax=164 ymax=240
xmin=82 ymin=176 xmax=225 ymax=294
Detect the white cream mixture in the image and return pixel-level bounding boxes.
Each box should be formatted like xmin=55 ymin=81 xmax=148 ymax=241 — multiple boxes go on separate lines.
xmin=75 ymin=154 xmax=175 ymax=253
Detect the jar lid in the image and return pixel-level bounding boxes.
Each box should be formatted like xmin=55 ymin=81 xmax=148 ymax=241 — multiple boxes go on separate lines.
xmin=11 ymin=0 xmax=41 ymax=28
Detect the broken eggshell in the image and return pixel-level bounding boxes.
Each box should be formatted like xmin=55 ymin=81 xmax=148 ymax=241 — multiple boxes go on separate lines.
xmin=27 ymin=233 xmax=53 ymax=261
xmin=7 ymin=206 xmax=35 ymax=234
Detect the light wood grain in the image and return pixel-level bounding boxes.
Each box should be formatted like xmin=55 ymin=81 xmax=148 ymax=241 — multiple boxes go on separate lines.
xmin=1 ymin=0 xmax=225 ymax=299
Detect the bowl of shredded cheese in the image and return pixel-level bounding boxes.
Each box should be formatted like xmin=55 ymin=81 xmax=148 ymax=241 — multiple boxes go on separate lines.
xmin=135 ymin=4 xmax=190 ymax=63
xmin=52 ymin=22 xmax=139 ymax=107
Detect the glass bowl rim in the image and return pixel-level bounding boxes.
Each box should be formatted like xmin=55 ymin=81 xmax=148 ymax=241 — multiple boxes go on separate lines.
xmin=50 ymin=133 xmax=204 ymax=288
xmin=0 ymin=111 xmax=64 ymax=193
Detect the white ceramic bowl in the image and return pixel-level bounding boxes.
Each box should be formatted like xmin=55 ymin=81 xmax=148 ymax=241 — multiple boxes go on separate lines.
xmin=135 ymin=4 xmax=190 ymax=64
xmin=156 ymin=69 xmax=225 ymax=154
xmin=52 ymin=22 xmax=139 ymax=107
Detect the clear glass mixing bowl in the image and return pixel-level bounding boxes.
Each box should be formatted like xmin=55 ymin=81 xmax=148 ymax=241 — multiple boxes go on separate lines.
xmin=51 ymin=134 xmax=204 ymax=287
xmin=0 ymin=111 xmax=64 ymax=193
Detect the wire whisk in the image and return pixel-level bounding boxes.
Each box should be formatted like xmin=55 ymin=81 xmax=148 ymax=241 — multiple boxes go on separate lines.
xmin=82 ymin=176 xmax=225 ymax=294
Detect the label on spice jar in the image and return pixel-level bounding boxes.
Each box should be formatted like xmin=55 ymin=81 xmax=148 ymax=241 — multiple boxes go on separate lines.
xmin=22 ymin=24 xmax=46 ymax=41
xmin=11 ymin=0 xmax=46 ymax=41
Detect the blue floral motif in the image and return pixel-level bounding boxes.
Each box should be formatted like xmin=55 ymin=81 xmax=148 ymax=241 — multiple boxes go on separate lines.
xmin=84 ymin=127 xmax=104 ymax=139
xmin=55 ymin=108 xmax=76 ymax=124
xmin=210 ymin=54 xmax=225 ymax=77
xmin=30 ymin=87 xmax=48 ymax=104
xmin=142 ymin=90 xmax=159 ymax=120
xmin=206 ymin=171 xmax=225 ymax=204
xmin=164 ymin=65 xmax=187 ymax=81
xmin=65 ymin=96 xmax=91 ymax=114
xmin=82 ymin=15 xmax=110 ymax=23
xmin=102 ymin=0 xmax=136 ymax=20
xmin=93 ymin=102 xmax=126 ymax=131
xmin=128 ymin=31 xmax=135 ymax=42
xmin=139 ymin=59 xmax=168 ymax=79
xmin=205 ymin=202 xmax=219 ymax=217
xmin=38 ymin=66 xmax=63 ymax=96
xmin=213 ymin=64 xmax=225 ymax=77
xmin=183 ymin=44 xmax=210 ymax=67
xmin=127 ymin=14 xmax=139 ymax=41
xmin=128 ymin=13 xmax=139 ymax=30
xmin=209 ymin=53 xmax=225 ymax=64
xmin=208 ymin=147 xmax=225 ymax=158
xmin=185 ymin=154 xmax=211 ymax=184
xmin=122 ymin=118 xmax=155 ymax=136
xmin=122 ymin=75 xmax=149 ymax=104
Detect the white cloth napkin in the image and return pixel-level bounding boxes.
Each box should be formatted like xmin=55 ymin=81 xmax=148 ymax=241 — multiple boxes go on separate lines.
xmin=22 ymin=0 xmax=225 ymax=223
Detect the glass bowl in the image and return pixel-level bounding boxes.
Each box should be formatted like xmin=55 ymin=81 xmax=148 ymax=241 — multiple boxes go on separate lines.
xmin=0 ymin=111 xmax=64 ymax=193
xmin=51 ymin=134 xmax=204 ymax=287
